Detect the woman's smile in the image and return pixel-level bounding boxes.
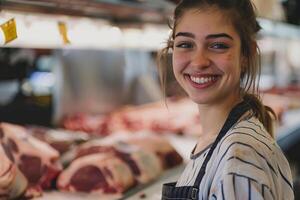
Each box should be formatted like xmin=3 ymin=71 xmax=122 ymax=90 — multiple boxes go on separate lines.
xmin=184 ymin=74 xmax=221 ymax=89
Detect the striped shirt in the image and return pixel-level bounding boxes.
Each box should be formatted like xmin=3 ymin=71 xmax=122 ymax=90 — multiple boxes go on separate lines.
xmin=176 ymin=114 xmax=294 ymax=200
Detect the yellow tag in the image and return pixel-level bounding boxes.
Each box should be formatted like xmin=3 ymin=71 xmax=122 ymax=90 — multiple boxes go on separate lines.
xmin=58 ymin=22 xmax=70 ymax=44
xmin=0 ymin=18 xmax=17 ymax=44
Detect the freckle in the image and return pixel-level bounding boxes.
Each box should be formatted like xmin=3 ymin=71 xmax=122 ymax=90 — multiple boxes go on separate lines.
xmin=225 ymin=54 xmax=232 ymax=60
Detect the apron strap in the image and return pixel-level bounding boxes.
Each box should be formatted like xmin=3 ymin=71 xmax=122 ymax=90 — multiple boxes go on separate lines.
xmin=193 ymin=101 xmax=251 ymax=188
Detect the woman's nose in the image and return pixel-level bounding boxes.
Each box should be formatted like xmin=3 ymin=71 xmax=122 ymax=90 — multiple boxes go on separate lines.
xmin=190 ymin=50 xmax=210 ymax=69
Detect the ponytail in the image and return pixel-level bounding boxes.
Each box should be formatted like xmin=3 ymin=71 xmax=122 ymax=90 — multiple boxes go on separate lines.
xmin=243 ymin=93 xmax=277 ymax=138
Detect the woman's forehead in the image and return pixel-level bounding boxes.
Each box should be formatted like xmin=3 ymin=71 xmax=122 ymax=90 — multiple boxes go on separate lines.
xmin=175 ymin=8 xmax=238 ymax=39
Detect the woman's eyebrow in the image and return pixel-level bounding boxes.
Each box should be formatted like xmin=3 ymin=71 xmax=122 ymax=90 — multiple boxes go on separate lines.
xmin=175 ymin=32 xmax=195 ymax=38
xmin=206 ymin=33 xmax=233 ymax=40
xmin=175 ymin=32 xmax=233 ymax=40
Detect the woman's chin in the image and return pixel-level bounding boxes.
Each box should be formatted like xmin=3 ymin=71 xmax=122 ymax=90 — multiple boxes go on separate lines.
xmin=188 ymin=95 xmax=213 ymax=105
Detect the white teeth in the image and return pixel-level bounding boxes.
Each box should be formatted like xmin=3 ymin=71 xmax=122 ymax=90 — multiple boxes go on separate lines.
xmin=190 ymin=76 xmax=217 ymax=84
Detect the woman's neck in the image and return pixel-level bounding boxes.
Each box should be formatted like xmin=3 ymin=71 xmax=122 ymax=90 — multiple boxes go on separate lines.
xmin=192 ymin=96 xmax=242 ymax=155
xmin=197 ymin=96 xmax=242 ymax=138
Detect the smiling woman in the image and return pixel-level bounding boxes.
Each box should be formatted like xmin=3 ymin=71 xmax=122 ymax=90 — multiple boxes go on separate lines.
xmin=172 ymin=8 xmax=242 ymax=107
xmin=158 ymin=0 xmax=294 ymax=200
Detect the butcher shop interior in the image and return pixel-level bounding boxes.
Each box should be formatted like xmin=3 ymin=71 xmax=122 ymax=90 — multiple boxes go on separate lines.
xmin=1 ymin=0 xmax=300 ymax=199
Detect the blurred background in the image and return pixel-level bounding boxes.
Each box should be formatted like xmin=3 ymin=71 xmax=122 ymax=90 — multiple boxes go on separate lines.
xmin=1 ymin=0 xmax=300 ymax=198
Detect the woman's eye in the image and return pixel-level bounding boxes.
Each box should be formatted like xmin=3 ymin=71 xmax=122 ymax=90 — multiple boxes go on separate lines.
xmin=175 ymin=42 xmax=193 ymax=49
xmin=210 ymin=43 xmax=229 ymax=50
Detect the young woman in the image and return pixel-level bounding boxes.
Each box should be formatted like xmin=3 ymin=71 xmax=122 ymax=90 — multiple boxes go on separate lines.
xmin=158 ymin=0 xmax=294 ymax=199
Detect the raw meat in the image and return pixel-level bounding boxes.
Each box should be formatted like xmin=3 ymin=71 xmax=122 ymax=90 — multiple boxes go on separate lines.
xmin=57 ymin=153 xmax=135 ymax=194
xmin=0 ymin=136 xmax=28 ymax=200
xmin=27 ymin=126 xmax=89 ymax=154
xmin=0 ymin=123 xmax=62 ymax=198
xmin=61 ymin=98 xmax=201 ymax=136
xmin=57 ymin=133 xmax=183 ymax=196
xmin=122 ymin=133 xmax=183 ymax=169
xmin=73 ymin=138 xmax=163 ymax=183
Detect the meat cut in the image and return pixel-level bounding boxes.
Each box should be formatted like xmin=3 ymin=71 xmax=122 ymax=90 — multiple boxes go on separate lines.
xmin=0 ymin=140 xmax=27 ymax=200
xmin=57 ymin=153 xmax=136 ymax=195
xmin=27 ymin=125 xmax=89 ymax=155
xmin=0 ymin=123 xmax=62 ymax=199
xmin=57 ymin=133 xmax=183 ymax=196
xmin=61 ymin=98 xmax=201 ymax=136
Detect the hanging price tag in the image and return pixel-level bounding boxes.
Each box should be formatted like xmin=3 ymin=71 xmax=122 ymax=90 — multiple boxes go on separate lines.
xmin=58 ymin=21 xmax=70 ymax=44
xmin=0 ymin=18 xmax=17 ymax=44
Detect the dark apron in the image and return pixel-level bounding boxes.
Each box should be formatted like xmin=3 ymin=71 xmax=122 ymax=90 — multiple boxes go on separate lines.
xmin=161 ymin=101 xmax=251 ymax=200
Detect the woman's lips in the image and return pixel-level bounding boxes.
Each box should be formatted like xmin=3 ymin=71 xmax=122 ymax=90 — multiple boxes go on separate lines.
xmin=185 ymin=74 xmax=220 ymax=89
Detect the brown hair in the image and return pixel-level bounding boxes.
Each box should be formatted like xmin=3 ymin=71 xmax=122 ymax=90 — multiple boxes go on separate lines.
xmin=157 ymin=0 xmax=276 ymax=137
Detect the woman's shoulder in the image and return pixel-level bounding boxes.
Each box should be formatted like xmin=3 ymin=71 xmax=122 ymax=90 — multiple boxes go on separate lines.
xmin=214 ymin=116 xmax=293 ymax=190
xmin=217 ymin=115 xmax=276 ymax=155
xmin=215 ymin=115 xmax=292 ymax=174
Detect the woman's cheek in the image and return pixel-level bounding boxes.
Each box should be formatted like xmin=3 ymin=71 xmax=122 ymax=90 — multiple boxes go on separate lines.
xmin=172 ymin=53 xmax=188 ymax=72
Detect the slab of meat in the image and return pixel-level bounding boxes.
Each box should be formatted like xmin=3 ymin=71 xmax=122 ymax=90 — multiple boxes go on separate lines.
xmin=72 ymin=138 xmax=163 ymax=184
xmin=27 ymin=126 xmax=89 ymax=155
xmin=262 ymin=86 xmax=300 ymax=120
xmin=61 ymin=113 xmax=109 ymax=136
xmin=109 ymin=98 xmax=200 ymax=135
xmin=58 ymin=132 xmax=183 ymax=196
xmin=61 ymin=98 xmax=202 ymax=136
xmin=57 ymin=153 xmax=135 ymax=195
xmin=123 ymin=133 xmax=183 ymax=169
xmin=0 ymin=140 xmax=28 ymax=200
xmin=60 ymin=132 xmax=182 ymax=194
xmin=0 ymin=123 xmax=62 ymax=198
xmin=82 ymin=132 xmax=184 ymax=169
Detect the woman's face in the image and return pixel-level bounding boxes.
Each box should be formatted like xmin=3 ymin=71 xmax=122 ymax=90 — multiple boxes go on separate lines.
xmin=172 ymin=8 xmax=243 ymax=106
